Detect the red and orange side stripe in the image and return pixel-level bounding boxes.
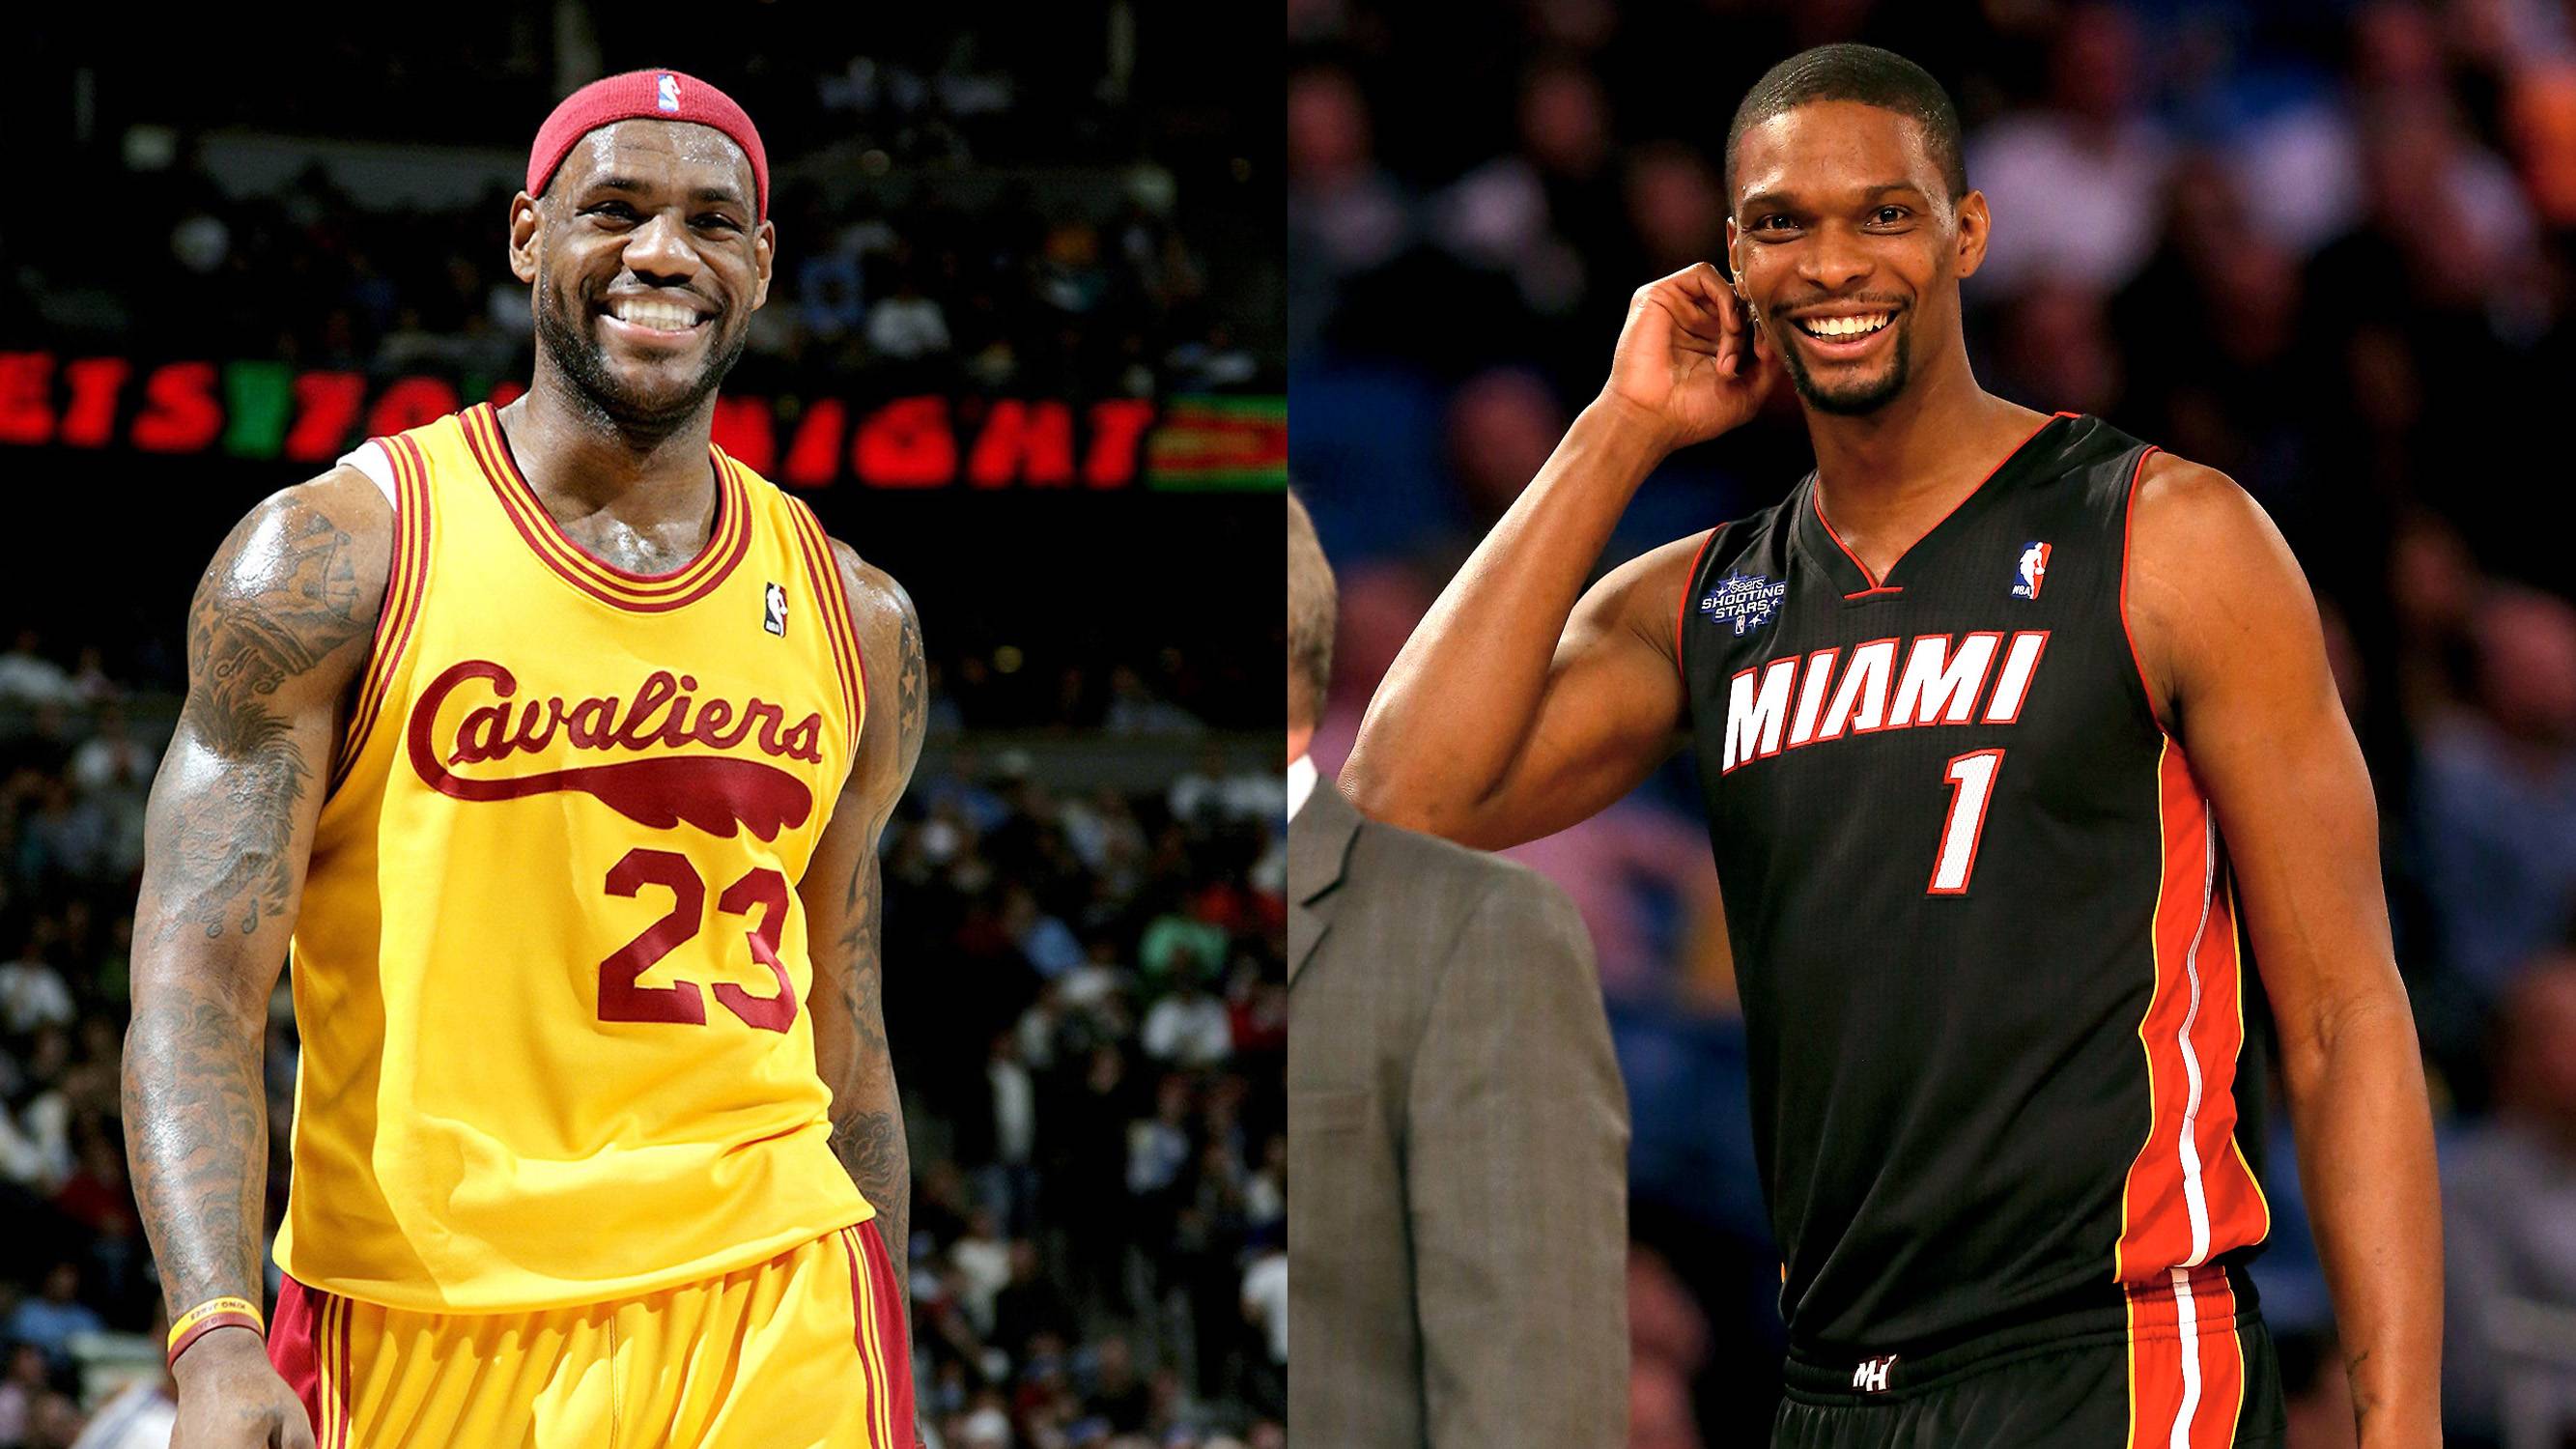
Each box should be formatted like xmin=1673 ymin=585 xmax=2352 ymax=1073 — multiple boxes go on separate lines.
xmin=2123 ymin=1264 xmax=2245 ymax=1449
xmin=2114 ymin=741 xmax=2271 ymax=1283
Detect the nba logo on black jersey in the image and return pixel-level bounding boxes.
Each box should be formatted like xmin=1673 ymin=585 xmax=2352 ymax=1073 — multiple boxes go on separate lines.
xmin=2012 ymin=541 xmax=2051 ymax=600
xmin=763 ymin=582 xmax=788 ymax=637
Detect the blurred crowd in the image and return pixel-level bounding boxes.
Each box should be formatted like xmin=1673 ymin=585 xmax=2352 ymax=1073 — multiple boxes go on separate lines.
xmin=933 ymin=657 xmax=1240 ymax=741
xmin=0 ymin=640 xmax=1288 ymax=1449
xmin=1290 ymin=0 xmax=2576 ymax=1442
xmin=1 ymin=164 xmax=1260 ymax=407
xmin=7 ymin=12 xmax=1279 ymax=403
xmin=879 ymin=740 xmax=1288 ymax=1449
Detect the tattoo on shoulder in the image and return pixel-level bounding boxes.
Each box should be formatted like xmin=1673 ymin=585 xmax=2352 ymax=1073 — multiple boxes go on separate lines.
xmin=148 ymin=494 xmax=376 ymax=943
xmin=829 ymin=541 xmax=928 ymax=781
xmin=195 ymin=505 xmax=367 ymax=701
xmin=895 ymin=592 xmax=925 ymax=761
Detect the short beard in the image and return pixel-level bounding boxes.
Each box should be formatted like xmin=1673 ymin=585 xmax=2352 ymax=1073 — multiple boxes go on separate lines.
xmin=1780 ymin=313 xmax=1913 ymax=416
xmin=532 ymin=270 xmax=747 ymax=447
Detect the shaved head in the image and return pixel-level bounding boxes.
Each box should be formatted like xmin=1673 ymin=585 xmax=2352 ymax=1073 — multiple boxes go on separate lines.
xmin=1726 ymin=43 xmax=1966 ymax=209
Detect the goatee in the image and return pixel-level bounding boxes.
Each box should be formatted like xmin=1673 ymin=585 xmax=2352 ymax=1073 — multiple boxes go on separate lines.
xmin=533 ymin=283 xmax=747 ymax=446
xmin=1780 ymin=316 xmax=1912 ymax=417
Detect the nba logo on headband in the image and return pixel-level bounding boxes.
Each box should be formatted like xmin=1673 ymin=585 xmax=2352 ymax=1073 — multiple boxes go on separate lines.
xmin=528 ymin=69 xmax=770 ymax=218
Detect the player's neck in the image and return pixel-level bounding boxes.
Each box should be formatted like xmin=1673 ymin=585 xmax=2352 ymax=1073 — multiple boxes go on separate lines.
xmin=500 ymin=376 xmax=720 ymax=528
xmin=1802 ymin=359 xmax=2043 ymax=552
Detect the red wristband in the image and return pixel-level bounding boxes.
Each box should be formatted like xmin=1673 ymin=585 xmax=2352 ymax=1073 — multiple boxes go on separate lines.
xmin=167 ymin=1295 xmax=265 ymax=1366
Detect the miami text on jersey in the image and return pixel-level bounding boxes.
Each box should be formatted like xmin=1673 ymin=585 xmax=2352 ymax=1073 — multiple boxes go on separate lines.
xmin=1720 ymin=630 xmax=2049 ymax=774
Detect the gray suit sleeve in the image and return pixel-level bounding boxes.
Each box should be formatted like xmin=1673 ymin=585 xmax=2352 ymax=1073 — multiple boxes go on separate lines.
xmin=1405 ymin=870 xmax=1630 ymax=1448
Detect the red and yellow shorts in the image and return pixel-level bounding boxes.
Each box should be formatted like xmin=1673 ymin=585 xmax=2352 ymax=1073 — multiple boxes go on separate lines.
xmin=269 ymin=1222 xmax=916 ymax=1449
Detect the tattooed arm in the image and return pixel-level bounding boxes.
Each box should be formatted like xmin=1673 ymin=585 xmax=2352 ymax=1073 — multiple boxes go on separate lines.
xmin=797 ymin=540 xmax=927 ymax=1329
xmin=124 ymin=469 xmax=390 ymax=1449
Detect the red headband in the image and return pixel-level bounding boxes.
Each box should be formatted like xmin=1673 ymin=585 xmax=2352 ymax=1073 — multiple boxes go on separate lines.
xmin=527 ymin=69 xmax=768 ymax=219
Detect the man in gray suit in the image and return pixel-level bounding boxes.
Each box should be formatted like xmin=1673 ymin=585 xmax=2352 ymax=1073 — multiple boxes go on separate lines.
xmin=1288 ymin=490 xmax=1629 ymax=1446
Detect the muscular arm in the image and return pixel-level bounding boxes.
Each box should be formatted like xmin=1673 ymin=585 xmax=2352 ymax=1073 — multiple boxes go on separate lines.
xmin=2127 ymin=457 xmax=2441 ymax=1445
xmin=1341 ymin=408 xmax=1698 ymax=849
xmin=797 ymin=541 xmax=927 ymax=1321
xmin=1345 ymin=263 xmax=1771 ymax=850
xmin=123 ymin=469 xmax=387 ymax=1437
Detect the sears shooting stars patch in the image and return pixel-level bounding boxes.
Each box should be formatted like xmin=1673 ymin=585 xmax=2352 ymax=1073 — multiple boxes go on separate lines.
xmin=1700 ymin=572 xmax=1786 ymax=636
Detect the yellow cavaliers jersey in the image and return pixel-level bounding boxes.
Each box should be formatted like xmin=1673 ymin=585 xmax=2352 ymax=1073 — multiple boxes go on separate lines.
xmin=277 ymin=402 xmax=873 ymax=1313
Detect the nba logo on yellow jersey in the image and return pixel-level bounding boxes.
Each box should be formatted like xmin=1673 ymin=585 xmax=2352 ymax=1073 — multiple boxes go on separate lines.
xmin=765 ymin=582 xmax=789 ymax=637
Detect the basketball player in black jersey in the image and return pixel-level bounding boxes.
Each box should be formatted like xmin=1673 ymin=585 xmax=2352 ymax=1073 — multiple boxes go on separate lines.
xmin=1343 ymin=44 xmax=2439 ymax=1448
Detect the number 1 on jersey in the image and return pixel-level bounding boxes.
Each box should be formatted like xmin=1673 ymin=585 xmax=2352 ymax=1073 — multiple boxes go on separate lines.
xmin=1929 ymin=749 xmax=2004 ymax=895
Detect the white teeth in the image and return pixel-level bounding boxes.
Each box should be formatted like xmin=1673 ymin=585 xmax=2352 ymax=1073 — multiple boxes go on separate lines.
xmin=610 ymin=299 xmax=702 ymax=330
xmin=1800 ymin=313 xmax=1890 ymax=339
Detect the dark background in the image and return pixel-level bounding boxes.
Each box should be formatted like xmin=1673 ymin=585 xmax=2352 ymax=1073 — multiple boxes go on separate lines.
xmin=1293 ymin=0 xmax=2576 ymax=1443
xmin=0 ymin=8 xmax=1286 ymax=1449
xmin=9 ymin=3 xmax=1285 ymax=735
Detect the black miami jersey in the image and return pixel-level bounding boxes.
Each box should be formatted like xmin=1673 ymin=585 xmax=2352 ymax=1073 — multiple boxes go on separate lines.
xmin=1678 ymin=412 xmax=2274 ymax=1367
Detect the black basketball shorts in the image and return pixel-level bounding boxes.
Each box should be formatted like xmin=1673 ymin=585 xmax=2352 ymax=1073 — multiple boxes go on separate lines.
xmin=1773 ymin=1271 xmax=2286 ymax=1448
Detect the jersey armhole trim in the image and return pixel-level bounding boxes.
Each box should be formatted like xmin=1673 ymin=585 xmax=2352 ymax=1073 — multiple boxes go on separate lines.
xmin=1673 ymin=526 xmax=1722 ymax=682
xmin=2117 ymin=444 xmax=2174 ymax=741
xmin=782 ymin=491 xmax=867 ymax=769
xmin=334 ymin=440 xmax=398 ymax=506
xmin=329 ymin=433 xmax=435 ymax=791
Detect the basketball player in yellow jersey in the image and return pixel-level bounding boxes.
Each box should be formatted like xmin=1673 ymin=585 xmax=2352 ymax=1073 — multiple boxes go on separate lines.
xmin=123 ymin=71 xmax=927 ymax=1448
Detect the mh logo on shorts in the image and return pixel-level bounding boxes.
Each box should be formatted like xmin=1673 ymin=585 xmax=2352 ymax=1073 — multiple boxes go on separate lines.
xmin=657 ymin=73 xmax=682 ymax=112
xmin=1852 ymin=1353 xmax=1898 ymax=1392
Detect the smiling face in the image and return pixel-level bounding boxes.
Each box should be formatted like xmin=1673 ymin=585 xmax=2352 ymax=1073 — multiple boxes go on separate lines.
xmin=1727 ymin=99 xmax=1987 ymax=416
xmin=511 ymin=119 xmax=774 ymax=437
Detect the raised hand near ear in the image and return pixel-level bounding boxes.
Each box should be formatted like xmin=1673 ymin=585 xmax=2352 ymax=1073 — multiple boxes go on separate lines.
xmin=1598 ymin=261 xmax=1777 ymax=456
